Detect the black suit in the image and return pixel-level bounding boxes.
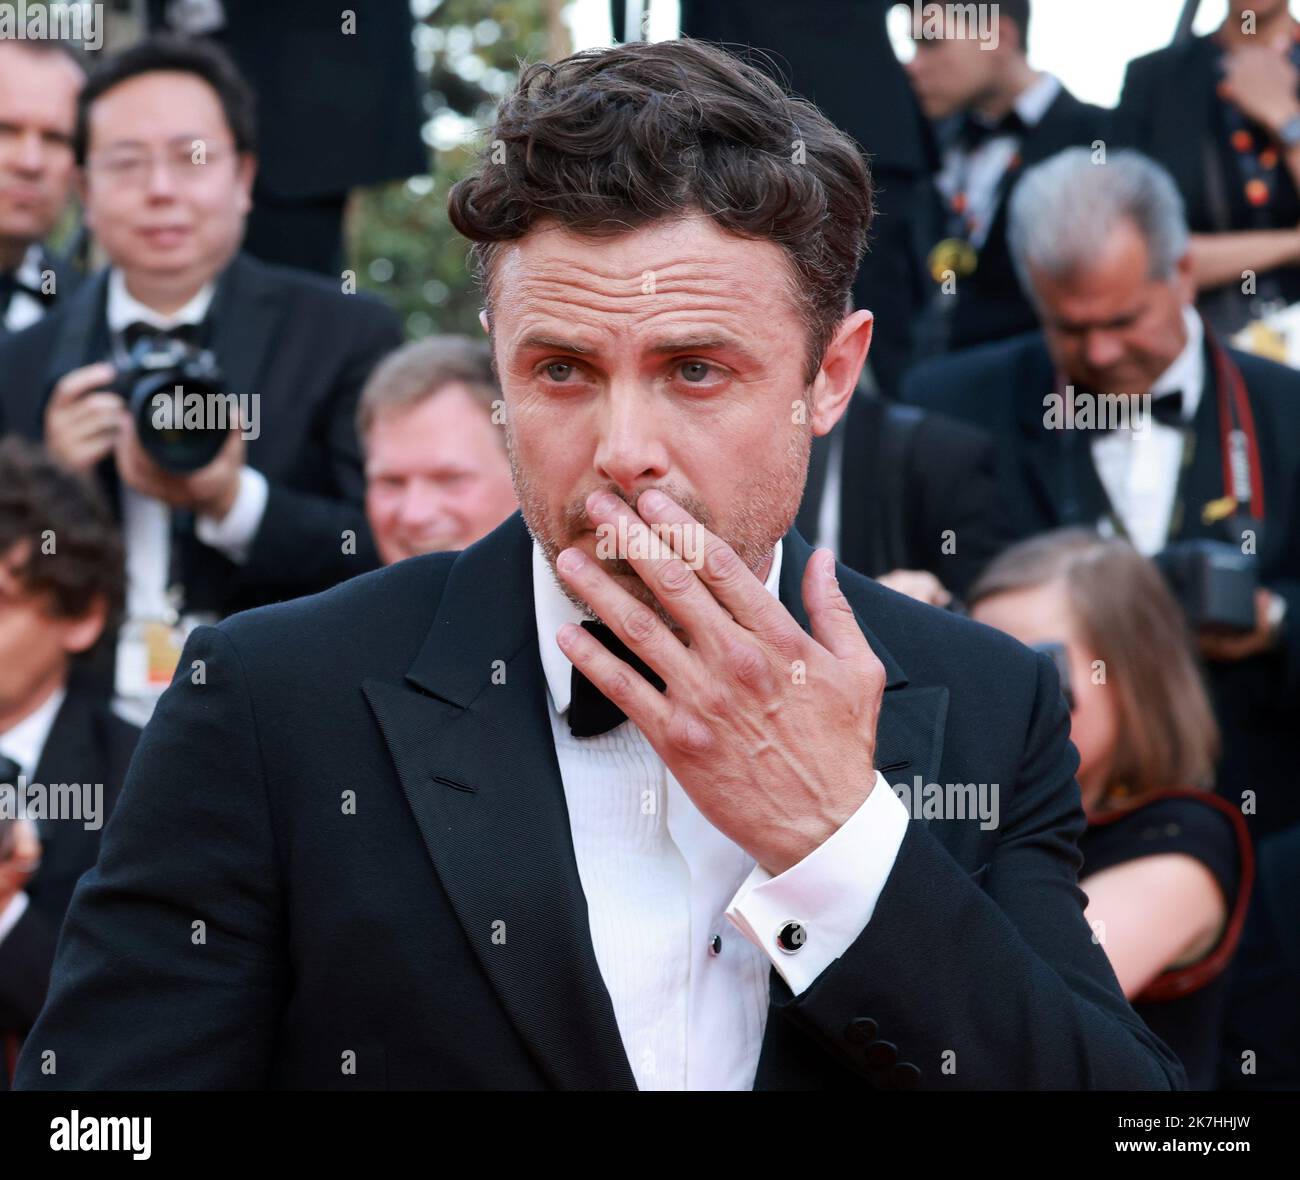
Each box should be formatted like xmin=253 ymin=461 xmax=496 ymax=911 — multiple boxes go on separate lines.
xmin=1117 ymin=36 xmax=1300 ymax=324
xmin=679 ymin=0 xmax=938 ymax=395
xmin=149 ymin=0 xmax=427 ymax=273
xmin=926 ymin=87 xmax=1114 ymax=355
xmin=901 ymin=331 xmax=1300 ymax=840
xmin=0 ymin=252 xmax=401 ymax=617
xmin=0 ymin=680 xmax=139 ymax=1086
xmin=15 ymin=513 xmax=1184 ymax=1089
xmin=796 ymin=391 xmax=1007 ymax=598
xmin=0 ymin=246 xmax=82 ymax=348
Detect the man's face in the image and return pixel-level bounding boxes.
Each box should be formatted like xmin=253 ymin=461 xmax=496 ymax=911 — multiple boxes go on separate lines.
xmin=365 ymin=383 xmax=519 ymax=564
xmin=905 ymin=21 xmax=1002 ymax=120
xmin=0 ymin=540 xmax=103 ymax=725
xmin=81 ymin=71 xmax=254 ymax=289
xmin=1029 ymin=219 xmax=1195 ymax=395
xmin=489 ymin=215 xmax=853 ymax=615
xmin=0 ymin=45 xmax=82 ymax=253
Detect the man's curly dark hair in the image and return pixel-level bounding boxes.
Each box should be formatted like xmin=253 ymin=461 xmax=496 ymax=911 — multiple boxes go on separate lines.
xmin=0 ymin=437 xmax=124 ymax=627
xmin=448 ymin=37 xmax=875 ymax=385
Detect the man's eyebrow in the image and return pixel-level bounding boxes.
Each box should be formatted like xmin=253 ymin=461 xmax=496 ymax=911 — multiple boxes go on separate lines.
xmin=515 ymin=332 xmax=761 ymax=364
xmin=517 ymin=333 xmax=594 ymax=355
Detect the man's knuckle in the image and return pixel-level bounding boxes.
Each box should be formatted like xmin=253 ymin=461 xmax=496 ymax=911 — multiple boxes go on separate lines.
xmin=623 ymin=606 xmax=659 ymax=644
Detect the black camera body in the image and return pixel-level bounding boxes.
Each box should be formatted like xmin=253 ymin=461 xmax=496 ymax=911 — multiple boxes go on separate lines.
xmin=1154 ymin=539 xmax=1258 ymax=633
xmin=107 ymin=337 xmax=229 ymax=473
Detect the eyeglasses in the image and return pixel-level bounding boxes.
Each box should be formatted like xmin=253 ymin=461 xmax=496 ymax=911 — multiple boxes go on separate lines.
xmin=85 ymin=140 xmax=240 ymax=188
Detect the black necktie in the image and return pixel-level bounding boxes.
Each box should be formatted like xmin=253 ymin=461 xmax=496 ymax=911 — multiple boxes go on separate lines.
xmin=122 ymin=320 xmax=201 ymax=351
xmin=568 ymin=621 xmax=667 ymax=738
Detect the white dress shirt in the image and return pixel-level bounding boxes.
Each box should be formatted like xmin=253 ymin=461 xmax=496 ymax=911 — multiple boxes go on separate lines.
xmin=106 ymin=268 xmax=269 ymax=622
xmin=532 ymin=539 xmax=909 ymax=1090
xmin=936 ymin=72 xmax=1062 ymax=251
xmin=0 ymin=684 xmax=67 ymax=944
xmin=1090 ymin=306 xmax=1205 ymax=556
xmin=3 ymin=244 xmax=52 ymax=335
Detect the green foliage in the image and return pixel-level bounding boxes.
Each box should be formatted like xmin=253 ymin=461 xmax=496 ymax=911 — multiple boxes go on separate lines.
xmin=348 ymin=0 xmax=564 ymax=340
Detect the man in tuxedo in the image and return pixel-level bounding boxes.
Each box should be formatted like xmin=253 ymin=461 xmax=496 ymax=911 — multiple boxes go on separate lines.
xmin=0 ymin=41 xmax=86 ymax=343
xmin=16 ymin=39 xmax=1183 ymax=1091
xmin=902 ymin=148 xmax=1300 ymax=842
xmin=0 ymin=438 xmax=138 ymax=1088
xmin=795 ymin=378 xmax=1006 ymax=605
xmin=905 ymin=0 xmax=1113 ymax=355
xmin=0 ymin=36 xmax=402 ymax=721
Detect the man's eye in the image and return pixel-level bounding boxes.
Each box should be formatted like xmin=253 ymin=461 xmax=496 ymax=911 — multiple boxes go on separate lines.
xmin=543 ymin=361 xmax=577 ymax=382
xmin=678 ymin=361 xmax=713 ymax=383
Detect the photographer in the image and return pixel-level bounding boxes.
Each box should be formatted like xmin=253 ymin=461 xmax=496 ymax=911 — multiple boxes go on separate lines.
xmin=968 ymin=529 xmax=1252 ymax=1090
xmin=902 ymin=149 xmax=1300 ymax=842
xmin=0 ymin=36 xmax=402 ymax=723
xmin=0 ymin=437 xmax=137 ymax=1088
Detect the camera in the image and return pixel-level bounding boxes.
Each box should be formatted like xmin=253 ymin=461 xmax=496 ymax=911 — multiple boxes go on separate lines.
xmin=107 ymin=336 xmax=229 ymax=473
xmin=1154 ymin=540 xmax=1258 ymax=634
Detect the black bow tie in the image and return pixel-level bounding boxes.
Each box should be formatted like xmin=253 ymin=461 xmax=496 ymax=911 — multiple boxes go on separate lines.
xmin=1069 ymin=388 xmax=1187 ymax=430
xmin=121 ymin=320 xmax=202 ymax=352
xmin=568 ymin=621 xmax=666 ymax=738
xmin=956 ymin=108 xmax=1027 ymax=152
xmin=0 ymin=269 xmax=56 ymax=315
xmin=1149 ymin=389 xmax=1186 ymax=426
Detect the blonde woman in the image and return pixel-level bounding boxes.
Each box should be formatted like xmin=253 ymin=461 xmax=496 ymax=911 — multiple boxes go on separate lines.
xmin=969 ymin=529 xmax=1253 ymax=1089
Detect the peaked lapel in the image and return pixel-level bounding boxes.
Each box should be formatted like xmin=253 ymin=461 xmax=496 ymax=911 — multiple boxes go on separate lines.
xmin=361 ymin=514 xmax=636 ymax=1090
xmin=206 ymin=253 xmax=282 ymax=415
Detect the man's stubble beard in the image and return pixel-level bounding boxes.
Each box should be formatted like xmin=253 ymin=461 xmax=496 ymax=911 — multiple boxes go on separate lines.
xmin=507 ymin=417 xmax=813 ymax=624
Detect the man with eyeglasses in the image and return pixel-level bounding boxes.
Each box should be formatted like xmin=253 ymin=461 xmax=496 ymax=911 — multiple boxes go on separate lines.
xmin=0 ymin=41 xmax=86 ymax=345
xmin=0 ymin=35 xmax=402 ymax=724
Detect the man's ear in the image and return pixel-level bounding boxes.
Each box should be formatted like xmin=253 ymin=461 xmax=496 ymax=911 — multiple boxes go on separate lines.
xmin=1173 ymin=251 xmax=1198 ymax=307
xmin=809 ymin=309 xmax=873 ymax=437
xmin=478 ymin=307 xmax=490 ymax=336
xmin=60 ymin=593 xmax=108 ymax=656
xmin=234 ymin=152 xmax=258 ymax=216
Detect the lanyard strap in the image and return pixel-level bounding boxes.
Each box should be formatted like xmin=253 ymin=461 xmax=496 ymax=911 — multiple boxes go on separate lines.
xmin=1206 ymin=318 xmax=1266 ymax=520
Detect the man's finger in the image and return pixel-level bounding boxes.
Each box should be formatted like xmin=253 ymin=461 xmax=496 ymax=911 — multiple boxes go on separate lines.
xmin=635 ymin=488 xmax=804 ymax=649
xmin=583 ymin=491 xmax=733 ymax=650
xmin=556 ymin=618 xmax=674 ymax=733
xmin=48 ymin=362 xmax=118 ymax=406
xmin=802 ymin=547 xmax=867 ymax=660
xmin=554 ymin=544 xmax=697 ymax=689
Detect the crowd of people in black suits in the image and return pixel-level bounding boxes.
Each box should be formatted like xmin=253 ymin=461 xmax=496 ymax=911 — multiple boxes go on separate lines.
xmin=0 ymin=0 xmax=1297 ymax=1092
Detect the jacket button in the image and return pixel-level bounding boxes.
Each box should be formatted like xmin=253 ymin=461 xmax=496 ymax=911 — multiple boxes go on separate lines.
xmin=775 ymin=920 xmax=807 ymax=953
xmin=892 ymin=1062 xmax=922 ymax=1089
xmin=844 ymin=1017 xmax=878 ymax=1044
xmin=866 ymin=1040 xmax=898 ymax=1068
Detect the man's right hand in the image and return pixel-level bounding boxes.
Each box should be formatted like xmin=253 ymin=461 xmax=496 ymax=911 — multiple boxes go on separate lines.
xmin=44 ymin=362 xmax=127 ymax=473
xmin=0 ymin=820 xmax=41 ymax=914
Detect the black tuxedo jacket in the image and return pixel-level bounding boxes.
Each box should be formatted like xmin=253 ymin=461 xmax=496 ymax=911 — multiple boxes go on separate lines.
xmin=0 ymin=680 xmax=139 ymax=1083
xmin=934 ymin=87 xmax=1114 ymax=353
xmin=15 ymin=514 xmax=1184 ymax=1090
xmin=0 ymin=246 xmax=82 ymax=348
xmin=0 ymin=252 xmax=401 ymax=616
xmin=900 ymin=331 xmax=1300 ymax=838
xmin=147 ymin=0 xmax=426 ymax=201
xmin=796 ymin=391 xmax=1007 ymax=598
xmin=1116 ymin=35 xmax=1300 ymax=311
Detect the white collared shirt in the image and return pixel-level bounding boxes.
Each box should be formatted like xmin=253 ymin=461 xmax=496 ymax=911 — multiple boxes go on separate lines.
xmin=3 ymin=244 xmax=51 ymax=335
xmin=531 ymin=539 xmax=909 ymax=1090
xmin=937 ymin=72 xmax=1062 ymax=251
xmin=104 ymin=268 xmax=269 ymax=622
xmin=0 ymin=683 xmax=68 ymax=944
xmin=1090 ymin=306 xmax=1205 ymax=556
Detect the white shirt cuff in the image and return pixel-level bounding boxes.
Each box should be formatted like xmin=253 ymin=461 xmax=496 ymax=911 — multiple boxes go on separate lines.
xmin=0 ymin=890 xmax=30 ymax=946
xmin=725 ymin=770 xmax=908 ymax=995
xmin=194 ymin=466 xmax=269 ymax=564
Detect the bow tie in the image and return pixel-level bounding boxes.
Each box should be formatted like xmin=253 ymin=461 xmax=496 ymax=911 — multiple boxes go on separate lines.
xmin=1148 ymin=389 xmax=1186 ymax=426
xmin=1069 ymin=388 xmax=1187 ymax=430
xmin=956 ymin=108 xmax=1027 ymax=152
xmin=568 ymin=621 xmax=667 ymax=738
xmin=0 ymin=269 xmax=56 ymax=314
xmin=121 ymin=320 xmax=202 ymax=352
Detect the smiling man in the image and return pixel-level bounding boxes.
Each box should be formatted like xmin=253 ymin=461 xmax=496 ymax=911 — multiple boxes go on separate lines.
xmin=15 ymin=39 xmax=1183 ymax=1091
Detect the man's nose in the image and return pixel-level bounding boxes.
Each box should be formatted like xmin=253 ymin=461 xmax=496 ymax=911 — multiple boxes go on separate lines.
xmin=592 ymin=386 xmax=670 ymax=494
xmin=144 ymin=155 xmax=179 ymax=200
xmin=398 ymin=479 xmax=445 ymax=527
xmin=1083 ymin=329 xmax=1125 ymax=374
xmin=13 ymin=129 xmax=45 ymax=173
